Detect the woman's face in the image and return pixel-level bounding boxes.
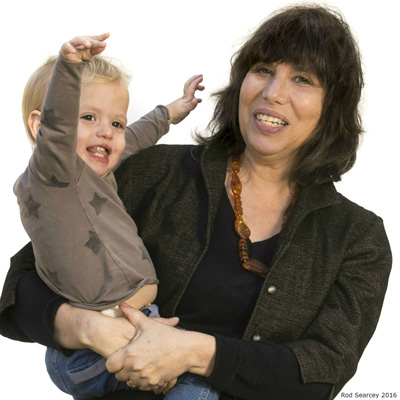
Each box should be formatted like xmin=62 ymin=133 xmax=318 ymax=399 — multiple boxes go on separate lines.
xmin=238 ymin=62 xmax=324 ymax=165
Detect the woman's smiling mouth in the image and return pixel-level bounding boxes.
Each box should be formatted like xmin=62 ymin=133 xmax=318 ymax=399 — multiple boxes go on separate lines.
xmin=255 ymin=113 xmax=288 ymax=127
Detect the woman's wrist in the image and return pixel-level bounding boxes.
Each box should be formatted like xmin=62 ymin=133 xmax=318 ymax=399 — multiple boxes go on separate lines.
xmin=54 ymin=303 xmax=136 ymax=358
xmin=185 ymin=331 xmax=216 ymax=377
xmin=53 ymin=303 xmax=92 ymax=350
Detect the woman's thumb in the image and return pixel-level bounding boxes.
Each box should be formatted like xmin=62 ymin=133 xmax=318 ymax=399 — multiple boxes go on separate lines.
xmin=119 ymin=302 xmax=145 ymax=324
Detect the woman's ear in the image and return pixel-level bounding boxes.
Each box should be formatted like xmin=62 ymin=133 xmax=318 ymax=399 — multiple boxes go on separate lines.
xmin=28 ymin=110 xmax=41 ymax=142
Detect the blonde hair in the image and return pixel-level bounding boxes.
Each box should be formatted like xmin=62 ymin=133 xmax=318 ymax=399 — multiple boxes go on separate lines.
xmin=22 ymin=55 xmax=131 ymax=145
xmin=22 ymin=56 xmax=57 ymax=145
xmin=82 ymin=56 xmax=131 ymax=87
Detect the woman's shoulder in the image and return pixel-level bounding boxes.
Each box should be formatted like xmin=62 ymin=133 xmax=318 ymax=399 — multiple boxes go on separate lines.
xmin=334 ymin=188 xmax=384 ymax=225
xmin=119 ymin=144 xmax=204 ymax=171
xmin=114 ymin=144 xmax=206 ymax=202
xmin=304 ymin=182 xmax=384 ymax=223
xmin=318 ymin=184 xmax=390 ymax=249
xmin=300 ymin=183 xmax=389 ymax=246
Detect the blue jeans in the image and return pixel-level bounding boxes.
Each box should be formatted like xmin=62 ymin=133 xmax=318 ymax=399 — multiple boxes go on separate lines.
xmin=45 ymin=305 xmax=219 ymax=400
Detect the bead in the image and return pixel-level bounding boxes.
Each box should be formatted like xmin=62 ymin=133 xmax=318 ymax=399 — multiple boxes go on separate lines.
xmin=238 ymin=238 xmax=247 ymax=249
xmin=232 ymin=158 xmax=241 ymax=171
xmin=243 ymin=258 xmax=269 ymax=278
xmin=235 ymin=219 xmax=251 ymax=239
xmin=230 ymin=156 xmax=298 ymax=279
xmin=231 ymin=173 xmax=242 ymax=196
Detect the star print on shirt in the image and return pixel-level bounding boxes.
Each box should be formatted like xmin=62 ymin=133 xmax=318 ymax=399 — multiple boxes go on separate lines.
xmin=140 ymin=244 xmax=152 ymax=263
xmin=25 ymin=195 xmax=41 ymax=218
xmin=41 ymin=107 xmax=64 ymax=130
xmin=89 ymin=192 xmax=108 ymax=216
xmin=48 ymin=269 xmax=62 ymax=288
xmin=46 ymin=175 xmax=70 ymax=188
xmin=85 ymin=231 xmax=103 ymax=255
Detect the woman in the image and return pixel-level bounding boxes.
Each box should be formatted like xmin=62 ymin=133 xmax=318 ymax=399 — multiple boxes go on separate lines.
xmin=0 ymin=5 xmax=391 ymax=400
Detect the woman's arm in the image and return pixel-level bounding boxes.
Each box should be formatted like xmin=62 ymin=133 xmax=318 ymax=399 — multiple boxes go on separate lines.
xmin=106 ymin=304 xmax=216 ymax=390
xmin=106 ymin=304 xmax=331 ymax=399
xmin=5 ymin=264 xmax=137 ymax=357
xmin=2 ymin=246 xmax=179 ymax=364
xmin=54 ymin=303 xmax=137 ymax=358
xmin=209 ymin=336 xmax=332 ymax=400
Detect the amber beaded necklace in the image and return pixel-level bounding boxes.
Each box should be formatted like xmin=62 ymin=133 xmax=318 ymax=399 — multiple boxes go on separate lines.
xmin=230 ymin=156 xmax=297 ymax=278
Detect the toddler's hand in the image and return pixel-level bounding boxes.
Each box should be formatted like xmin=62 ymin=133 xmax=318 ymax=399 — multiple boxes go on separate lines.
xmin=61 ymin=33 xmax=110 ymax=63
xmin=167 ymin=74 xmax=204 ymax=125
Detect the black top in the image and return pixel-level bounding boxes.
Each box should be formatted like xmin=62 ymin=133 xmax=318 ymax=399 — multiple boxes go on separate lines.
xmin=176 ymin=189 xmax=279 ymax=338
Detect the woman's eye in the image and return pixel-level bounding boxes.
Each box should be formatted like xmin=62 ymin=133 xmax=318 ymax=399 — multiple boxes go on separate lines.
xmin=255 ymin=66 xmax=273 ymax=75
xmin=295 ymin=76 xmax=311 ymax=85
xmin=82 ymin=114 xmax=95 ymax=121
xmin=112 ymin=121 xmax=124 ymax=129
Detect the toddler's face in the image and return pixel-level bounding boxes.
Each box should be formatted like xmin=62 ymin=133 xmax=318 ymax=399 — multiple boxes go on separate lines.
xmin=76 ymin=81 xmax=129 ymax=177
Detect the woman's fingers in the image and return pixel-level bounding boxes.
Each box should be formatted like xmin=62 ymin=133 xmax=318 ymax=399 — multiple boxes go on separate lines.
xmin=152 ymin=316 xmax=180 ymax=327
xmin=106 ymin=304 xmax=189 ymax=387
xmin=163 ymin=378 xmax=178 ymax=395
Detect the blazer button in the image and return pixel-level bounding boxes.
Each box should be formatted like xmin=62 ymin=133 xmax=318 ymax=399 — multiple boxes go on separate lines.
xmin=252 ymin=334 xmax=262 ymax=341
xmin=267 ymin=286 xmax=277 ymax=294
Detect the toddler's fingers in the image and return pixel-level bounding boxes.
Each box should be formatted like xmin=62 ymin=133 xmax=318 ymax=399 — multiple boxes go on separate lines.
xmin=90 ymin=32 xmax=110 ymax=42
xmin=87 ymin=32 xmax=110 ymax=48
xmin=68 ymin=33 xmax=109 ymax=50
xmin=184 ymin=74 xmax=203 ymax=90
xmin=60 ymin=41 xmax=78 ymax=55
xmin=191 ymin=98 xmax=202 ymax=108
xmin=68 ymin=36 xmax=93 ymax=50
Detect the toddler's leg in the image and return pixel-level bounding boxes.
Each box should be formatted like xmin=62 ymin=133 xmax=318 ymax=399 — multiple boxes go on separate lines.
xmin=45 ymin=347 xmax=130 ymax=399
xmin=44 ymin=306 xmax=160 ymax=399
xmin=164 ymin=372 xmax=219 ymax=400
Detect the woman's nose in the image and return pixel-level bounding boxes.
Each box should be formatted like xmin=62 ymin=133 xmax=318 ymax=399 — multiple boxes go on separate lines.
xmin=262 ymin=75 xmax=288 ymax=104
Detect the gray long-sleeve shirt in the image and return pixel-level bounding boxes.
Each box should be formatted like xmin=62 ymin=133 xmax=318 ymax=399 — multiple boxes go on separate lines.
xmin=14 ymin=56 xmax=169 ymax=310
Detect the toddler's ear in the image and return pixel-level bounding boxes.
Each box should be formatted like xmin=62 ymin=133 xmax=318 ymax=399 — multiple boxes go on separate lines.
xmin=28 ymin=110 xmax=41 ymax=143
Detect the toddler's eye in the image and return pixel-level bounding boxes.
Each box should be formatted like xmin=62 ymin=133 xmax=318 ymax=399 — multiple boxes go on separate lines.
xmin=112 ymin=121 xmax=124 ymax=129
xmin=82 ymin=114 xmax=95 ymax=121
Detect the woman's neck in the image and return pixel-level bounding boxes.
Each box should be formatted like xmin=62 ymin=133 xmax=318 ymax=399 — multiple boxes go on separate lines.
xmin=239 ymin=149 xmax=293 ymax=198
xmin=225 ymin=151 xmax=296 ymax=241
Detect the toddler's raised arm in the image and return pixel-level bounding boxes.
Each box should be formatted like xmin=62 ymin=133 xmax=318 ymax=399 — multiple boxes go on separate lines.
xmin=121 ymin=74 xmax=204 ymax=161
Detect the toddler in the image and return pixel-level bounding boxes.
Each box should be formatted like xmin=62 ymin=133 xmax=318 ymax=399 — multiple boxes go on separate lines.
xmin=14 ymin=33 xmax=218 ymax=399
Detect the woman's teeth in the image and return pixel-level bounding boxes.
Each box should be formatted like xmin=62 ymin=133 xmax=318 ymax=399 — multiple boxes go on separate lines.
xmin=256 ymin=113 xmax=288 ymax=127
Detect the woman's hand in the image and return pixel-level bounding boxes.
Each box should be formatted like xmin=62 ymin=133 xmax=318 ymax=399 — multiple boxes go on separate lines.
xmin=53 ymin=303 xmax=179 ymax=359
xmin=106 ymin=303 xmax=216 ymax=392
xmin=54 ymin=303 xmax=135 ymax=358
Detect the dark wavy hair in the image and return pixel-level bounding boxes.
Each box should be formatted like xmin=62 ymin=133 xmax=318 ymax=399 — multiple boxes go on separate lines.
xmin=200 ymin=4 xmax=364 ymax=187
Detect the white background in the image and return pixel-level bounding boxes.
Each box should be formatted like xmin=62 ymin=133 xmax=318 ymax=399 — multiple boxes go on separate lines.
xmin=0 ymin=0 xmax=398 ymax=398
